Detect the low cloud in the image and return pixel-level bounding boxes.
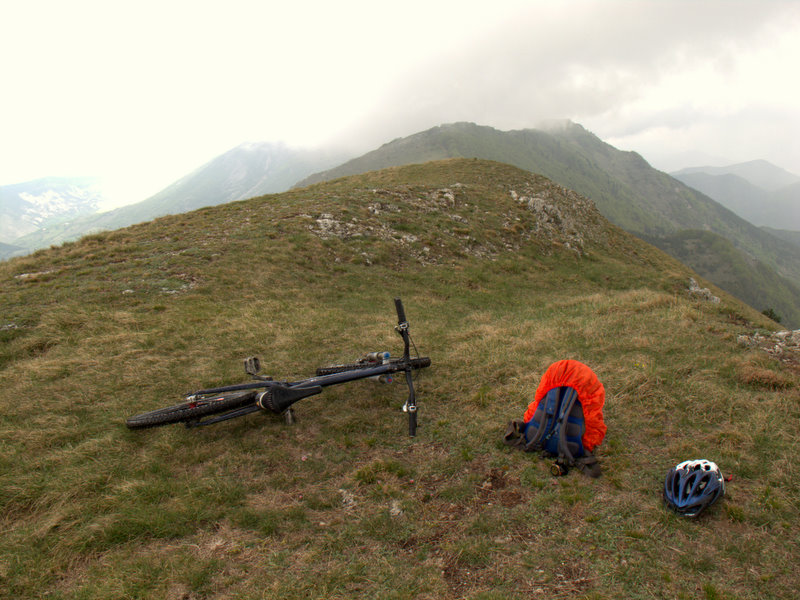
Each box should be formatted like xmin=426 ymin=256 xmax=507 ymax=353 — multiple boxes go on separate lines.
xmin=337 ymin=1 xmax=800 ymax=172
xmin=3 ymin=0 xmax=799 ymax=190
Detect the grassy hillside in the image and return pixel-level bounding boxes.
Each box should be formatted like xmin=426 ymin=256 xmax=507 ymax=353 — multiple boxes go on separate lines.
xmin=10 ymin=144 xmax=349 ymax=256
xmin=2 ymin=160 xmax=798 ymax=599
xmin=295 ymin=122 xmax=749 ymax=238
xmin=672 ymin=172 xmax=800 ymax=232
xmin=648 ymin=229 xmax=800 ymax=326
xmin=763 ymin=226 xmax=800 ymax=248
xmin=298 ymin=122 xmax=800 ymax=328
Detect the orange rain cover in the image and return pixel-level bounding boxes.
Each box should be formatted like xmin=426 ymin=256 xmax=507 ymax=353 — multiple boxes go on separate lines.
xmin=523 ymin=359 xmax=607 ymax=452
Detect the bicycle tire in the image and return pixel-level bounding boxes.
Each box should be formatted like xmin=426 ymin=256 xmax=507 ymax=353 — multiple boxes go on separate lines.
xmin=125 ymin=390 xmax=258 ymax=430
xmin=316 ymin=356 xmax=430 ymax=376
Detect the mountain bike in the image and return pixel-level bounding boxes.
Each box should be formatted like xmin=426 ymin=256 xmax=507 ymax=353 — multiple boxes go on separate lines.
xmin=125 ymin=298 xmax=431 ymax=436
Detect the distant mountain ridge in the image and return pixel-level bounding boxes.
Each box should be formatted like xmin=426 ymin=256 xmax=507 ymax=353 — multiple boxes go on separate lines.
xmin=4 ymin=143 xmax=349 ymax=258
xmin=673 ymin=160 xmax=800 ymax=192
xmin=762 ymin=226 xmax=800 ymax=247
xmin=81 ymin=142 xmax=349 ymax=227
xmin=0 ymin=240 xmax=24 ymax=258
xmin=671 ymin=162 xmax=800 ymax=231
xmin=0 ymin=177 xmax=105 ymax=248
xmin=296 ymin=121 xmax=800 ymax=326
xmin=6 ymin=122 xmax=800 ymax=326
xmin=296 ymin=122 xmax=764 ymax=236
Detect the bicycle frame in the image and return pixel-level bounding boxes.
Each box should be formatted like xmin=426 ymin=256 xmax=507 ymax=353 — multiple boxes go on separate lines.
xmin=181 ymin=298 xmax=426 ymax=435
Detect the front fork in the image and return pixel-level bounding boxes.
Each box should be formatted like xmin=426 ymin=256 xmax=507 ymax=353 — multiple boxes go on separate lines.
xmin=402 ymin=367 xmax=417 ymax=436
xmin=396 ymin=318 xmax=417 ymax=436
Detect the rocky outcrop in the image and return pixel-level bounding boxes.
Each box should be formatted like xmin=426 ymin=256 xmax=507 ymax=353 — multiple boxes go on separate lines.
xmin=737 ymin=329 xmax=800 ymax=364
xmin=307 ymin=174 xmax=610 ymax=266
xmin=688 ymin=277 xmax=720 ymax=303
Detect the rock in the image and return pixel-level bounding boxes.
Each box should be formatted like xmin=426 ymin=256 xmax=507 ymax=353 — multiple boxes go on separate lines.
xmin=688 ymin=278 xmax=720 ymax=303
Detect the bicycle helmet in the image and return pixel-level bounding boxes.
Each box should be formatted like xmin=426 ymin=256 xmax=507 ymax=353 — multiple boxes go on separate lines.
xmin=663 ymin=459 xmax=725 ymax=517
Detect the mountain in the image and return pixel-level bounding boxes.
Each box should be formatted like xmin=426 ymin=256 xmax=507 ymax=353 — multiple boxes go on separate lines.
xmin=1 ymin=160 xmax=795 ymax=599
xmin=4 ymin=143 xmax=350 ymax=258
xmin=669 ymin=172 xmax=772 ymax=225
xmin=762 ymin=226 xmax=800 ymax=248
xmin=296 ymin=121 xmax=800 ymax=326
xmin=672 ymin=166 xmax=800 ymax=230
xmin=8 ymin=123 xmax=800 ymax=325
xmin=766 ymin=180 xmax=800 ymax=231
xmin=102 ymin=141 xmax=350 ymax=225
xmin=295 ymin=122 xmax=776 ymax=239
xmin=647 ymin=229 xmax=800 ymax=325
xmin=673 ymin=159 xmax=800 ymax=192
xmin=0 ymin=177 xmax=105 ymax=246
xmin=773 ymin=180 xmax=800 ymax=203
xmin=0 ymin=240 xmax=24 ymax=258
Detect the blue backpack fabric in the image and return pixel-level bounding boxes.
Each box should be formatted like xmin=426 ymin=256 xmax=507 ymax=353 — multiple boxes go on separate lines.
xmin=523 ymin=386 xmax=586 ymax=459
xmin=504 ymin=386 xmax=601 ymax=477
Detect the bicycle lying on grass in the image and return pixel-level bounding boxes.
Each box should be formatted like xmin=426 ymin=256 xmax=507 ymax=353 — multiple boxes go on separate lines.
xmin=126 ymin=298 xmax=431 ymax=436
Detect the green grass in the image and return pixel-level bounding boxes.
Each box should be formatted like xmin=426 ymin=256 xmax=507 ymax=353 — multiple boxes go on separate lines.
xmin=298 ymin=122 xmax=800 ymax=330
xmin=1 ymin=160 xmax=797 ymax=599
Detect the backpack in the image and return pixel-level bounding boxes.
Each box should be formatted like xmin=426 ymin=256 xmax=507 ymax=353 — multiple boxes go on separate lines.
xmin=503 ymin=360 xmax=606 ymax=477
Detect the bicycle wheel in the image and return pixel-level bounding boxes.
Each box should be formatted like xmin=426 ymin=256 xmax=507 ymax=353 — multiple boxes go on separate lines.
xmin=125 ymin=390 xmax=258 ymax=430
xmin=316 ymin=357 xmax=430 ymax=376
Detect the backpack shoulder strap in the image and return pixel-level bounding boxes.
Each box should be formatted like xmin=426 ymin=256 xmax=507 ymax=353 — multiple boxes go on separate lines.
xmin=554 ymin=388 xmax=602 ymax=477
xmin=502 ymin=420 xmax=528 ymax=450
xmin=524 ymin=387 xmax=563 ymax=450
xmin=575 ymin=454 xmax=602 ymax=478
xmin=555 ymin=387 xmax=579 ymax=463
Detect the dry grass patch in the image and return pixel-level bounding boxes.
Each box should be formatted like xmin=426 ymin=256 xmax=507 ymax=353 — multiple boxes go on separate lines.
xmin=734 ymin=357 xmax=796 ymax=390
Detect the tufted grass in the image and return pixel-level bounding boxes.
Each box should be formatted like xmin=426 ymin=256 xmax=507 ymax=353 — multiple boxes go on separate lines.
xmin=1 ymin=160 xmax=796 ymax=599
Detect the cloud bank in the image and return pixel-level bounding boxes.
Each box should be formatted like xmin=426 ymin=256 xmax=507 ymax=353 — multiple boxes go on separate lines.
xmin=2 ymin=0 xmax=799 ymax=205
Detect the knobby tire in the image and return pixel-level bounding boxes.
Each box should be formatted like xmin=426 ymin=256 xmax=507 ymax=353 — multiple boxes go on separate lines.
xmin=125 ymin=390 xmax=258 ymax=430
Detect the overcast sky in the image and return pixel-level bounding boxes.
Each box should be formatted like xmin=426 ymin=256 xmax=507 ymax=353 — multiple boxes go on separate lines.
xmin=2 ymin=0 xmax=799 ymax=207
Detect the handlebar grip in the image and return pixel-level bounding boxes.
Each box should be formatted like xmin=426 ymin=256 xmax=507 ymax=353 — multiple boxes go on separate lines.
xmin=394 ymin=297 xmax=407 ymax=324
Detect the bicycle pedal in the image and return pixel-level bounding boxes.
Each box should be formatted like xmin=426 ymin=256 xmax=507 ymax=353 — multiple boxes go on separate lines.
xmin=244 ymin=356 xmax=261 ymax=376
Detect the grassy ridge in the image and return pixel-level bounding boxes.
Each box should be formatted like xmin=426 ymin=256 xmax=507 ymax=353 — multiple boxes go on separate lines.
xmin=648 ymin=229 xmax=800 ymax=326
xmin=1 ymin=160 xmax=798 ymax=599
xmin=298 ymin=122 xmax=800 ymax=328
